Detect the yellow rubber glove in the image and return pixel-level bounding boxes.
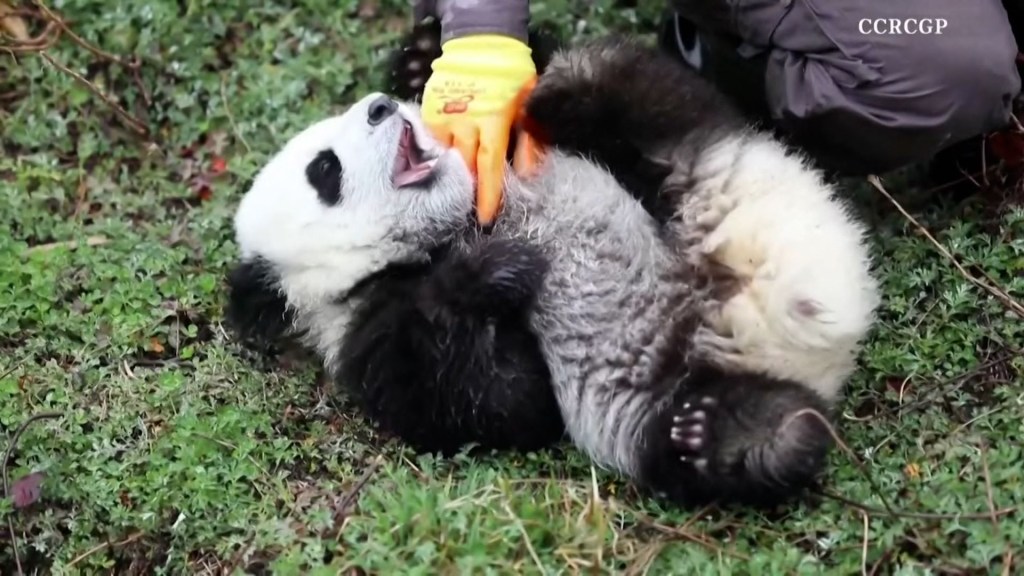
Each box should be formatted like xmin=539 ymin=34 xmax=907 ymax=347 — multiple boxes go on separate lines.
xmin=422 ymin=34 xmax=543 ymax=226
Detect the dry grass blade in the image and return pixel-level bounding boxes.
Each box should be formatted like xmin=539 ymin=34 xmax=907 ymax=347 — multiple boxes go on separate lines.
xmin=860 ymin=511 xmax=870 ymax=576
xmin=867 ymin=175 xmax=1024 ymax=319
xmin=503 ymin=501 xmax=546 ymax=574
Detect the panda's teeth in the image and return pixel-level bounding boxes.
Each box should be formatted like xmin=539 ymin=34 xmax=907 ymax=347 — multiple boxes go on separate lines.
xmin=392 ymin=118 xmax=442 ymax=187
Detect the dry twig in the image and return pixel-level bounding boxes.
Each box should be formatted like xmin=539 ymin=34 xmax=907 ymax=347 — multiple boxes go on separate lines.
xmin=821 ymin=489 xmax=1016 ymax=522
xmin=333 ymin=455 xmax=384 ymax=523
xmin=2 ymin=411 xmax=62 ymax=576
xmin=618 ymin=504 xmax=751 ymax=561
xmin=788 ymin=407 xmax=896 ymax=516
xmin=868 ymin=175 xmax=1024 ymax=320
xmin=980 ymin=444 xmax=1016 ymax=576
xmin=23 ymin=234 xmax=109 ymax=254
xmin=65 ymin=531 xmax=145 ymax=569
xmin=792 ymin=408 xmax=1020 ymax=522
xmin=1 ymin=0 xmax=150 ymax=135
xmin=220 ymin=73 xmax=251 ymax=154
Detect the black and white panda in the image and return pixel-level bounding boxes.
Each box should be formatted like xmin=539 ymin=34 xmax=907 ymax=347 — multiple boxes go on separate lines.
xmin=224 ymin=27 xmax=880 ymax=508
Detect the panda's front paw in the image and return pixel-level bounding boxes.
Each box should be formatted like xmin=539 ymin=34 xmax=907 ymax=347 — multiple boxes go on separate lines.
xmin=670 ymin=395 xmax=719 ymax=475
xmin=430 ymin=239 xmax=550 ymax=315
xmin=693 ymin=326 xmax=743 ymax=366
xmin=386 ymin=19 xmax=442 ymax=102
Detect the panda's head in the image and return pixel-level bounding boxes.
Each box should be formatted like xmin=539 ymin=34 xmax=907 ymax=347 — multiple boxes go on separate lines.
xmin=235 ymin=92 xmax=473 ymax=301
xmin=225 ymin=92 xmax=473 ymax=345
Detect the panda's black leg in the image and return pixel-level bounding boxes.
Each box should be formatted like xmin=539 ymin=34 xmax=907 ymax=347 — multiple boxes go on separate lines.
xmin=337 ymin=238 xmax=565 ymax=456
xmin=639 ymin=363 xmax=833 ymax=508
xmin=524 ymin=38 xmax=745 ymax=225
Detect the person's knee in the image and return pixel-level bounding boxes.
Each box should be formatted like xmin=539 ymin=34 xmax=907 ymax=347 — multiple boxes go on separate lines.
xmin=770 ymin=35 xmax=1020 ymax=175
xmin=925 ymin=34 xmax=1020 ymax=131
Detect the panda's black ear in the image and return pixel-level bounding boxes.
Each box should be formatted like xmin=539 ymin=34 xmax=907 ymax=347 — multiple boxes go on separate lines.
xmin=223 ymin=257 xmax=295 ymax=351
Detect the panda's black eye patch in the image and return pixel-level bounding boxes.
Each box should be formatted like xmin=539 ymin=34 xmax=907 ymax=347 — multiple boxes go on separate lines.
xmin=306 ymin=148 xmax=343 ymax=206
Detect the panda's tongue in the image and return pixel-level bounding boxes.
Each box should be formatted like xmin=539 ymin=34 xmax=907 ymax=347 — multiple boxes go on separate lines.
xmin=393 ymin=123 xmax=438 ymax=188
xmin=394 ymin=162 xmax=435 ymax=188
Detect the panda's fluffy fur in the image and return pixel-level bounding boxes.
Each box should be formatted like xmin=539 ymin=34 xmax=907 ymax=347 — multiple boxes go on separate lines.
xmin=225 ymin=24 xmax=880 ymax=508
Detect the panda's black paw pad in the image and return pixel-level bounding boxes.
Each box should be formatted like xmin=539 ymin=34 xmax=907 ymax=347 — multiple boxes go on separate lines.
xmin=669 ymin=395 xmax=718 ymax=474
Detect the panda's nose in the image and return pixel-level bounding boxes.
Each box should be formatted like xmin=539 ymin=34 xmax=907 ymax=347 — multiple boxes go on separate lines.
xmin=367 ymin=95 xmax=398 ymax=126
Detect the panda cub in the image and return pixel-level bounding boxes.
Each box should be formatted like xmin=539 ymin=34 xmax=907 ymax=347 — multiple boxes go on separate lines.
xmin=225 ymin=32 xmax=879 ymax=508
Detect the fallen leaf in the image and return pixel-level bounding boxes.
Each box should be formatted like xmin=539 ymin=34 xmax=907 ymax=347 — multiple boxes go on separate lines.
xmin=904 ymin=462 xmax=921 ymax=480
xmin=988 ymin=131 xmax=1024 ymax=167
xmin=884 ymin=376 xmax=910 ymax=395
xmin=11 ymin=472 xmax=45 ymax=508
xmin=0 ymin=0 xmax=29 ymax=41
xmin=357 ymin=0 xmax=379 ymax=19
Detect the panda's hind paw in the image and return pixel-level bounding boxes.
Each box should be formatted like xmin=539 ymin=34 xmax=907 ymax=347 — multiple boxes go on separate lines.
xmin=669 ymin=395 xmax=718 ymax=474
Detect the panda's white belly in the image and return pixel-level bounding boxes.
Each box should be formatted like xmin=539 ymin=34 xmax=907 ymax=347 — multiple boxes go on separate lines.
xmin=490 ymin=153 xmax=700 ymax=474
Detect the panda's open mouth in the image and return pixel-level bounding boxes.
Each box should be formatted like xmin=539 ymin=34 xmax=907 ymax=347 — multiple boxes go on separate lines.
xmin=393 ymin=120 xmax=440 ymax=188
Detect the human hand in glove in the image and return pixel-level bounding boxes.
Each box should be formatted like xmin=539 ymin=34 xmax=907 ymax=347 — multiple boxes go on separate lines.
xmin=422 ymin=34 xmax=544 ymax=226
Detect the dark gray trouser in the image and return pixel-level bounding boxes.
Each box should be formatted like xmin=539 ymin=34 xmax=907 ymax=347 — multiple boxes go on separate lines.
xmin=415 ymin=0 xmax=1022 ymax=175
xmin=672 ymin=0 xmax=1022 ymax=175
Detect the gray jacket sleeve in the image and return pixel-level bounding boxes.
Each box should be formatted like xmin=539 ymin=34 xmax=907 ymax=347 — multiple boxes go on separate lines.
xmin=414 ymin=0 xmax=530 ymax=44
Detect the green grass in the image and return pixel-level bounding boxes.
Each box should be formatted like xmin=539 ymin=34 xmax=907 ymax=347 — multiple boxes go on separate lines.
xmin=2 ymin=0 xmax=1023 ymax=573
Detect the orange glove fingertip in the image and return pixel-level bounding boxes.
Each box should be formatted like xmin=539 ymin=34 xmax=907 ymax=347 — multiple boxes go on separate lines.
xmin=512 ymin=128 xmax=545 ymax=178
xmin=475 ymin=117 xmax=514 ymax=227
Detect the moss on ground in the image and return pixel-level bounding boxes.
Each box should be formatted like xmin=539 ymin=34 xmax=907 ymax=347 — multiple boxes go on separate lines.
xmin=2 ymin=0 xmax=1022 ymax=573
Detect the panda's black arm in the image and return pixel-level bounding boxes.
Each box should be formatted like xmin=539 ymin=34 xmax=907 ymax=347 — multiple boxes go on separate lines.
xmin=336 ymin=239 xmax=565 ymax=455
xmin=223 ymin=256 xmax=296 ymax=352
